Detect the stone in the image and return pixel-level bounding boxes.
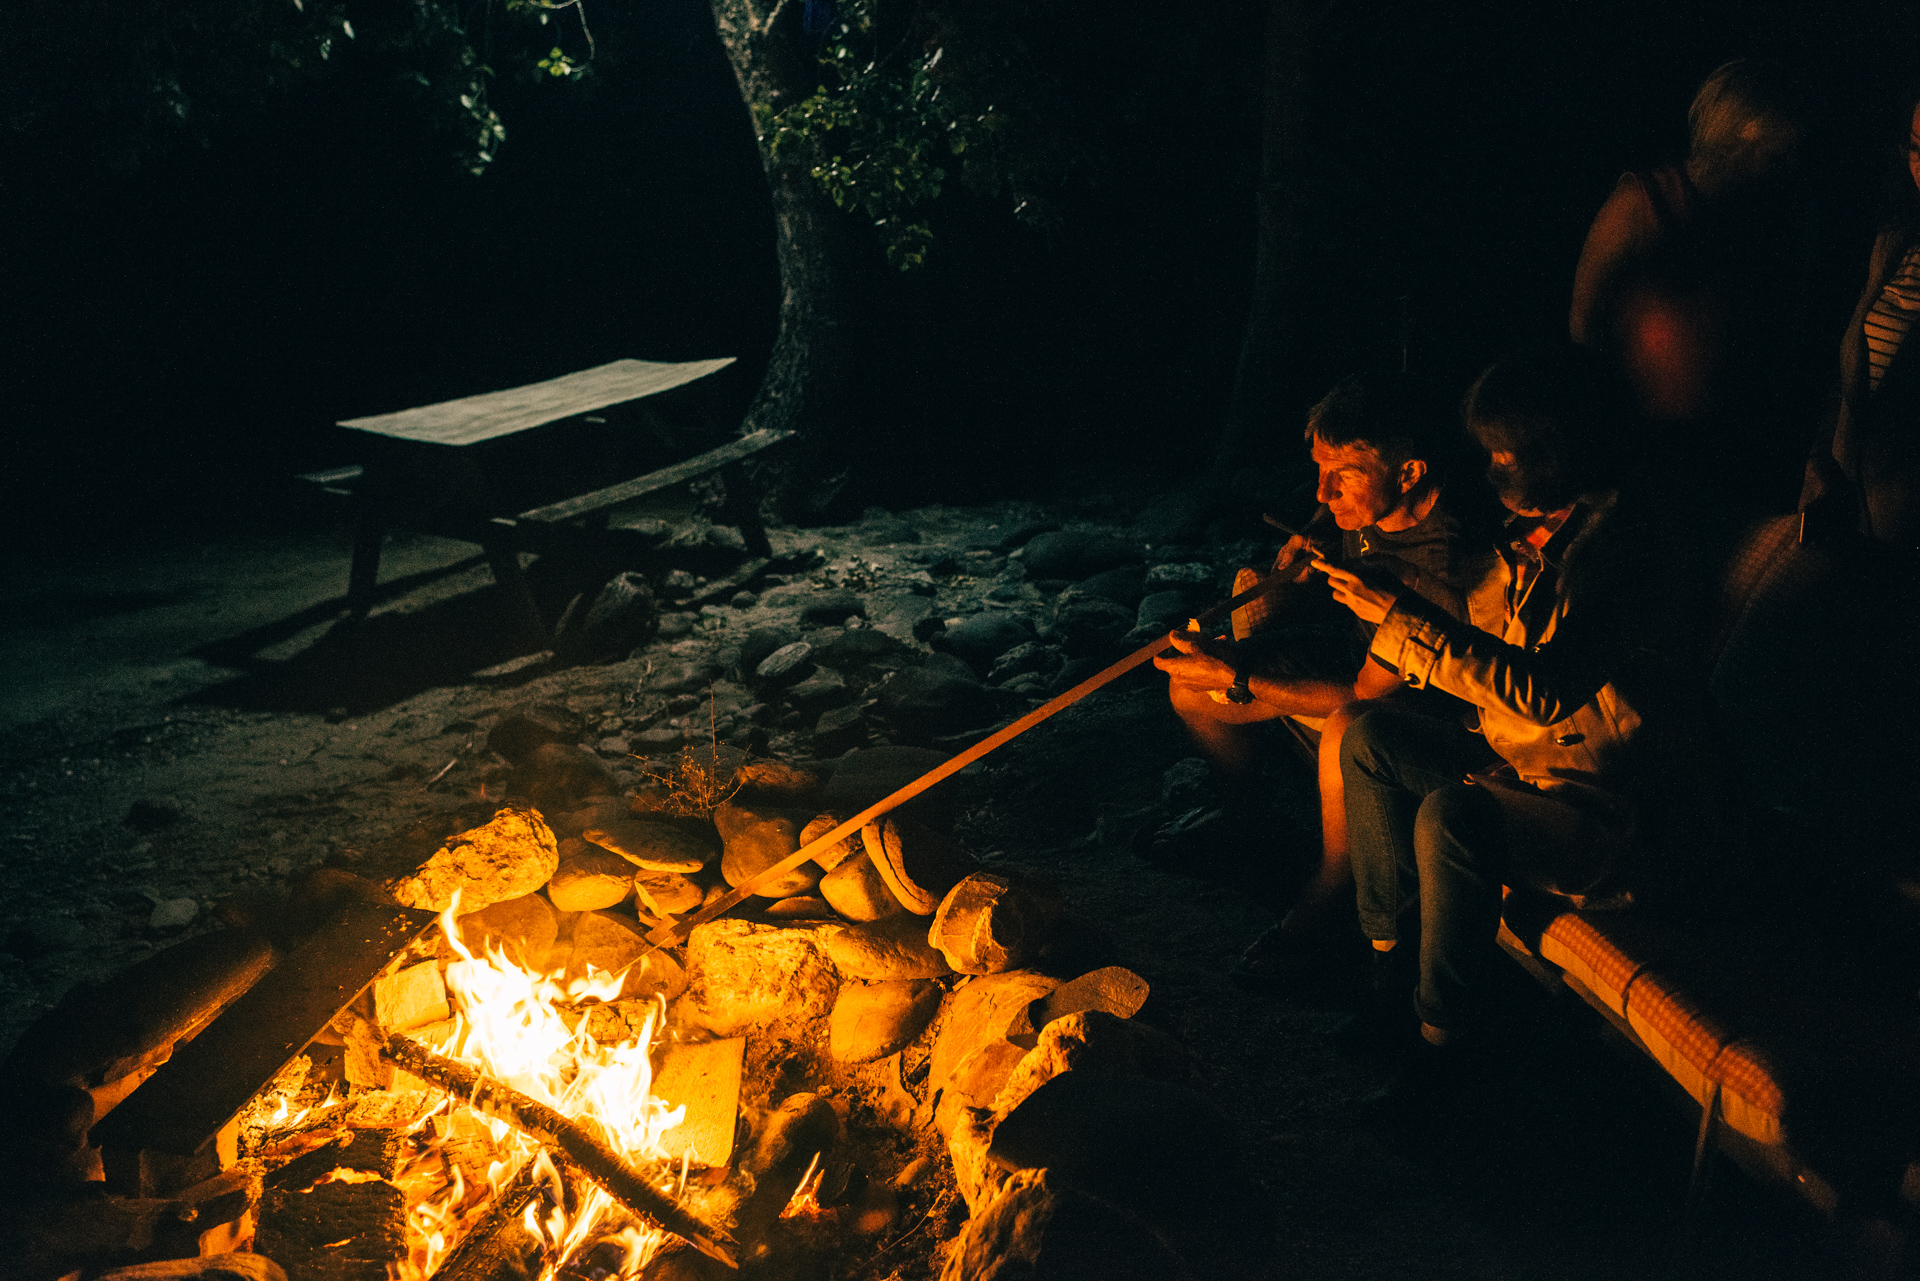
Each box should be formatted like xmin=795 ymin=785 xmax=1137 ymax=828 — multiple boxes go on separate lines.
xmin=990 ymin=1011 xmax=1199 ymax=1118
xmin=929 ymin=874 xmax=1034 ymax=975
xmin=596 ymin=736 xmax=631 ymax=756
xmin=876 ymin=664 xmax=995 ymax=744
xmin=553 ymin=571 xmax=660 ymax=665
xmin=764 ymin=895 xmax=835 ymax=920
xmin=510 ymin=742 xmax=618 ymax=811
xmin=1135 ymin=589 xmax=1192 ymax=632
xmin=754 ymin=642 xmax=815 ymax=689
xmin=942 ymin=1099 xmax=1010 ymax=1215
xmin=819 ymin=745 xmax=957 ymax=828
xmin=800 ymin=589 xmax=866 ymax=626
xmin=797 ymin=813 xmax=862 ymax=870
xmin=543 ymin=796 xmax=629 ymax=841
xmin=911 ymin=613 xmax=947 ymax=641
xmin=867 ymin=815 xmax=979 ymax=914
xmin=829 ymin=979 xmax=942 ymax=1063
xmin=1067 ymin=566 xmax=1146 ymax=610
xmin=934 ymin=613 xmax=1035 ymax=674
xmin=372 ymin=962 xmax=449 ymax=1034
xmin=732 ymin=758 xmax=828 ymax=805
xmin=714 ymin=801 xmax=818 ymax=898
xmin=456 ymin=893 xmax=560 ymax=969
xmin=986 ymin=641 xmax=1065 ymax=687
xmin=124 ymin=796 xmax=185 ymax=833
xmin=487 ymin=703 xmax=584 ymax=764
xmin=149 ymin=898 xmax=198 ymax=930
xmin=737 ymin=627 xmax=800 ymax=681
xmin=818 ymin=913 xmax=951 ymax=980
xmin=632 ymin=870 xmax=703 ymax=917
xmin=812 ymin=703 xmax=870 ymax=755
xmin=682 ymin=919 xmax=838 ymax=1035
xmin=546 ymin=840 xmax=636 ymax=912
xmin=650 ymin=659 xmax=724 ymax=695
xmin=1045 ymin=656 xmax=1106 ymax=698
xmin=391 ymin=807 xmax=559 ymax=915
xmin=1020 ymin=530 xmax=1140 ymax=580
xmin=817 ymin=627 xmax=901 ymax=671
xmin=987 ymin=1072 xmax=1238 ymax=1225
xmin=817 ymin=841 xmax=906 ymax=923
xmin=1143 ymin=561 xmax=1214 ymax=591
xmin=745 ymin=1092 xmax=841 ymax=1179
xmin=730 ymin=590 xmax=758 ymax=609
xmin=653 ymin=1037 xmax=745 ymax=1167
xmin=1011 ymin=966 xmax=1152 ymax=1046
xmin=929 ymin=970 xmax=1061 ymax=1105
xmin=631 ymin=725 xmax=685 ymax=752
xmin=1047 ymin=597 xmax=1134 ymax=658
xmin=564 ymin=911 xmax=688 ymax=1000
xmin=785 ymin=668 xmax=849 ymax=717
xmin=584 ymin=818 xmax=717 ymax=873
xmin=937 ymin=1167 xmax=1189 ymax=1281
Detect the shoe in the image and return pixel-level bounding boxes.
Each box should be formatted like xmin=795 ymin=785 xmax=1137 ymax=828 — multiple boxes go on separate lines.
xmin=1230 ymin=921 xmax=1357 ymax=992
xmin=1326 ymin=944 xmax=1418 ymax=1058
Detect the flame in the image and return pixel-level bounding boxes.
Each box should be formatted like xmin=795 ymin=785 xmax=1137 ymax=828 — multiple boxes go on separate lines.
xmin=779 ymin=1152 xmax=826 ymax=1220
xmin=377 ymin=893 xmax=687 ymax=1281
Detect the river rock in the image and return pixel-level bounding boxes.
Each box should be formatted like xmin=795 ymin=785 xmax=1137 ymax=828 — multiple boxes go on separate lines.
xmin=829 ymin=980 xmax=942 ymax=1063
xmin=545 ymin=840 xmax=635 ymax=912
xmin=1047 ymin=597 xmax=1134 ymax=658
xmin=564 ymin=911 xmax=687 ymax=1000
xmin=819 ymin=746 xmax=955 ymax=827
xmin=715 ymin=802 xmax=818 ymax=898
xmin=985 ymin=642 xmax=1065 ymax=688
xmin=1066 ymin=566 xmax=1146 ymax=610
xmin=764 ymin=895 xmax=836 ymax=920
xmin=510 ymin=742 xmax=618 ymax=811
xmin=1135 ymin=590 xmax=1191 ymax=633
xmin=1143 ymin=561 xmax=1214 ymax=591
xmin=543 ymin=796 xmax=629 ymax=841
xmin=929 ymin=874 xmax=1033 ymax=974
xmin=812 ymin=704 xmax=871 ymax=755
xmin=990 ymin=1011 xmax=1200 ymax=1118
xmin=754 ymin=642 xmax=815 ymax=689
xmin=799 ymin=589 xmax=866 ymax=626
xmin=745 ymin=1091 xmax=842 ymax=1179
xmin=553 ymin=571 xmax=660 ymax=665
xmin=817 ymin=627 xmax=902 ymax=671
xmin=733 ymin=758 xmax=828 ymax=806
xmin=632 ymin=870 xmax=703 ymax=917
xmin=867 ymin=815 xmax=979 ymax=914
xmin=1020 ymin=531 xmax=1140 ymax=580
xmin=818 ymin=840 xmax=905 ymax=922
xmin=797 ymin=814 xmax=861 ymax=870
xmin=934 ymin=614 xmax=1035 ymax=674
xmin=390 ymin=807 xmax=559 ymax=914
xmin=737 ymin=627 xmax=800 ymax=681
xmin=785 ymin=668 xmax=849 ymax=717
xmin=876 ymin=663 xmax=994 ymax=743
xmin=451 ymin=904 xmax=556 ymax=982
xmin=584 ymin=818 xmax=717 ymax=873
xmin=937 ymin=1167 xmax=1188 ymax=1281
xmin=929 ymin=970 xmax=1062 ymax=1105
xmin=487 ymin=703 xmax=584 ymax=764
xmin=818 ymin=913 xmax=951 ymax=980
xmin=682 ymin=919 xmax=839 ymax=1035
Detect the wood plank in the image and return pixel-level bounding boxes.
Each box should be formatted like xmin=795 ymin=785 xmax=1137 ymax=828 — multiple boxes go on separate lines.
xmin=652 ymin=1037 xmax=745 ymax=1168
xmin=517 ymin=428 xmax=795 ymax=525
xmin=91 ymin=900 xmax=438 ymax=1157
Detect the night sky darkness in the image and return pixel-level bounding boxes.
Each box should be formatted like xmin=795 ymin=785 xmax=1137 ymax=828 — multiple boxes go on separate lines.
xmin=5 ymin=0 xmax=1917 ymax=553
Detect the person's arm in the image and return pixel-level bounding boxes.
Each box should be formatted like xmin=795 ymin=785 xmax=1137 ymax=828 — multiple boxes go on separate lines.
xmin=1154 ymin=634 xmax=1401 ymax=718
xmin=1317 ymin=555 xmax=1639 ymax=728
xmin=1570 ymin=173 xmax=1655 ymax=347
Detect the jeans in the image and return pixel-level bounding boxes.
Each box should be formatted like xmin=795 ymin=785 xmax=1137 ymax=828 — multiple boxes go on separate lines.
xmin=1341 ymin=705 xmax=1506 ymax=1032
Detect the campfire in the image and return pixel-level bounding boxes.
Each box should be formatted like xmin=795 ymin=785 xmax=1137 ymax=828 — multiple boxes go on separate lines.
xmin=2 ymin=738 xmax=1247 ymax=1281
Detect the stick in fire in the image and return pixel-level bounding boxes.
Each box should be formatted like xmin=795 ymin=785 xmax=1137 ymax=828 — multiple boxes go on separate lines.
xmin=381 ymin=1033 xmax=740 ymax=1270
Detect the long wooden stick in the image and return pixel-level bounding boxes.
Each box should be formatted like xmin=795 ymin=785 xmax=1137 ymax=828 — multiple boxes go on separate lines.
xmin=639 ymin=541 xmax=1324 ymax=956
xmin=383 ymin=1035 xmax=738 ymax=1270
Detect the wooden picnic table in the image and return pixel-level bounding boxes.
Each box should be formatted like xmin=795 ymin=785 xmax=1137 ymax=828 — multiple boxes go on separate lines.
xmin=309 ymin=358 xmax=791 ymax=647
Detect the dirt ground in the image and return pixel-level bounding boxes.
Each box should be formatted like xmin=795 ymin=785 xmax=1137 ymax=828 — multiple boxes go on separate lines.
xmin=0 ymin=496 xmax=1871 ymax=1280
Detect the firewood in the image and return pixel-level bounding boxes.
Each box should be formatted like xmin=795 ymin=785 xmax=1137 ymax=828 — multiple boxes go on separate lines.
xmin=380 ymin=1036 xmax=738 ymax=1270
xmin=430 ymin=1160 xmax=546 ymax=1281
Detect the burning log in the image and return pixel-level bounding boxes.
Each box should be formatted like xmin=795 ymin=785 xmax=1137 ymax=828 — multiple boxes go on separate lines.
xmin=426 ymin=1160 xmax=546 ymax=1281
xmin=379 ymin=1034 xmax=739 ymax=1270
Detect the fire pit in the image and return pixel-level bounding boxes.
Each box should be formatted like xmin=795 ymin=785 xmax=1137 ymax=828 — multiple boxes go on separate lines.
xmin=0 ymin=741 xmax=1251 ymax=1281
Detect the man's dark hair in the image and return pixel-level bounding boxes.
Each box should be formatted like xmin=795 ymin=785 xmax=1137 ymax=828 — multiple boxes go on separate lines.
xmin=1463 ymin=343 xmax=1628 ymax=512
xmin=1303 ymin=372 xmax=1458 ymax=478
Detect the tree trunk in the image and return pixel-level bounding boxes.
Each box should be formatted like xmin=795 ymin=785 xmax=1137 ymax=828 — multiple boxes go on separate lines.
xmin=708 ymin=0 xmax=862 ymax=520
xmin=1214 ymin=0 xmax=1314 ymax=476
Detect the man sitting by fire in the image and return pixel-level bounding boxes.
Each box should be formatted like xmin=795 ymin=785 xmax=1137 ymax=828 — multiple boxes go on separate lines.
xmin=1154 ymin=372 xmax=1498 ymax=986
xmin=1319 ymin=344 xmax=1723 ymax=1110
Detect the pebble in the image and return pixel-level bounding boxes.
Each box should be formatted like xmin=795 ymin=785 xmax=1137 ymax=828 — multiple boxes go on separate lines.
xmin=1143 ymin=562 xmax=1214 ymax=590
xmin=149 ymin=898 xmax=199 ymax=930
xmin=934 ymin=613 xmax=1034 ymax=673
xmin=800 ymin=590 xmax=866 ymax=625
xmin=755 ymin=642 xmax=816 ymax=688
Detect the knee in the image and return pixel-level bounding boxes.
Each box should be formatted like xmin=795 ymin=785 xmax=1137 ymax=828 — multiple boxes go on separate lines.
xmin=1167 ymin=681 xmax=1217 ymax=724
xmin=1337 ymin=705 xmax=1400 ymax=780
xmin=1414 ymin=784 xmax=1503 ymax=875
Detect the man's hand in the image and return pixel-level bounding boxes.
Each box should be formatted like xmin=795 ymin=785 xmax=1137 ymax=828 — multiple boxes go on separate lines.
xmin=1153 ymin=628 xmax=1241 ymax=695
xmin=1272 ymin=534 xmax=1317 ymax=582
xmin=1314 ymin=557 xmax=1399 ymax=624
xmin=1229 ymin=535 xmax=1317 ymax=640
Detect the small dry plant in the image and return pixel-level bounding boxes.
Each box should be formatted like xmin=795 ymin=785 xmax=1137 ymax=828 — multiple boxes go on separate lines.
xmin=636 ymin=686 xmax=743 ymax=817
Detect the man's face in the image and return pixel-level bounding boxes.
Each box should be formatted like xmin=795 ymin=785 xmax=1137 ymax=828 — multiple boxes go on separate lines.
xmin=1486 ymin=449 xmax=1551 ymax=517
xmin=1311 ymin=435 xmax=1406 ymax=531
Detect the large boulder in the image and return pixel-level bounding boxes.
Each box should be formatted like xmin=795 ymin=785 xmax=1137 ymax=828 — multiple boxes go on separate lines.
xmin=681 ymin=920 xmax=838 ymax=1035
xmin=390 ymin=808 xmax=559 ymax=915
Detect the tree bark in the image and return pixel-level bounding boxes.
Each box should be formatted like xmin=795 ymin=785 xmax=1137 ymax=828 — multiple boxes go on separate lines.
xmin=1215 ymin=0 xmax=1314 ymax=475
xmin=708 ymin=0 xmax=861 ymax=518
